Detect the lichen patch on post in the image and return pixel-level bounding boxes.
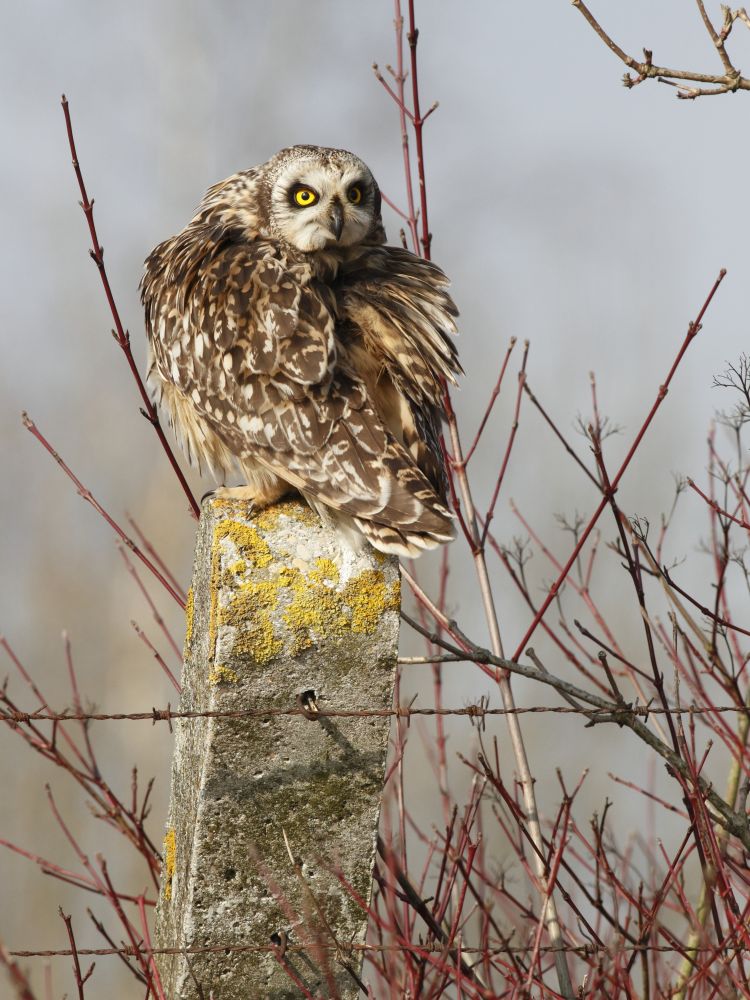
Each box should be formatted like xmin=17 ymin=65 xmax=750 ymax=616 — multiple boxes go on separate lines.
xmin=163 ymin=828 xmax=177 ymax=901
xmin=281 ymin=565 xmax=350 ymax=655
xmin=206 ymin=500 xmax=402 ymax=673
xmin=214 ymin=519 xmax=273 ymax=569
xmin=343 ymin=569 xmax=401 ymax=633
xmin=310 ymin=557 xmax=340 ymax=585
xmin=228 ymin=613 xmax=283 ymax=665
xmin=208 ymin=664 xmax=240 ymax=685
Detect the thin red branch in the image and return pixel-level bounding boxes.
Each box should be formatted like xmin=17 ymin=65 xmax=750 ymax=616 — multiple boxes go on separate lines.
xmin=60 ymin=95 xmax=199 ymax=519
xmin=63 ymin=633 xmax=99 ymax=778
xmin=479 ymin=341 xmax=529 ymax=547
xmin=59 ymin=910 xmax=94 ymax=999
xmin=118 ymin=546 xmax=182 ymax=662
xmin=22 ymin=413 xmax=185 ymax=609
xmin=126 ymin=515 xmax=187 ymax=602
xmin=0 ymin=940 xmax=38 ymax=1000
xmin=137 ymin=895 xmax=166 ymax=1000
xmin=130 ymin=620 xmax=181 ymax=693
xmin=463 ymin=337 xmax=517 ymax=465
xmin=406 ymin=1 xmax=433 ymax=258
xmin=512 ymin=268 xmax=726 ymax=661
xmin=688 ymin=475 xmax=750 ymax=534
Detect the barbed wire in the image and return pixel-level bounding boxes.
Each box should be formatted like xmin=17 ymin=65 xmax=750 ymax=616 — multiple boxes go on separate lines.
xmin=7 ymin=941 xmax=733 ymax=959
xmin=1 ymin=702 xmax=748 ymax=726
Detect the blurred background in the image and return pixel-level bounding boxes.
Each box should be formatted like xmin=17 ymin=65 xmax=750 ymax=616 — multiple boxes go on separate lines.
xmin=2 ymin=1 xmax=749 ymax=995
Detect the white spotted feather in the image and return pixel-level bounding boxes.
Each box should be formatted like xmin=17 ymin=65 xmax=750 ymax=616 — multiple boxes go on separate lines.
xmin=141 ymin=145 xmax=462 ymax=555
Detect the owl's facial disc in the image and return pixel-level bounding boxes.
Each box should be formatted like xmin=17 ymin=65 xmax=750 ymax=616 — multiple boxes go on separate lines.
xmin=270 ymin=158 xmax=376 ymax=251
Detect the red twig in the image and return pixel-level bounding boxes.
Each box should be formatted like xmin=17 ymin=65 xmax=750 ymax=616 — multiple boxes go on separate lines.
xmin=130 ymin=620 xmax=181 ymax=693
xmin=137 ymin=895 xmax=166 ymax=1000
xmin=126 ymin=515 xmax=187 ymax=602
xmin=63 ymin=633 xmax=99 ymax=778
xmin=0 ymin=940 xmax=38 ymax=1000
xmin=523 ymin=798 xmax=573 ymax=992
xmin=480 ymin=340 xmax=529 ymax=547
xmin=59 ymin=910 xmax=94 ymax=999
xmin=118 ymin=545 xmax=182 ymax=662
xmin=98 ymin=856 xmax=163 ymax=996
xmin=60 ymin=96 xmax=199 ymax=519
xmin=22 ymin=412 xmax=185 ymax=609
xmin=687 ymin=476 xmax=750 ymax=534
xmin=463 ymin=338 xmax=517 ymax=465
xmin=512 ymin=268 xmax=727 ymax=661
xmin=406 ymin=0 xmax=434 ymax=258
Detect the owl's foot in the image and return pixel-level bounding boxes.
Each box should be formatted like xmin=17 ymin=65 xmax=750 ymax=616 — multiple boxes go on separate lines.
xmin=200 ymin=487 xmax=255 ymax=513
xmin=212 ymin=482 xmax=295 ymax=507
xmin=212 ymin=485 xmax=259 ymax=503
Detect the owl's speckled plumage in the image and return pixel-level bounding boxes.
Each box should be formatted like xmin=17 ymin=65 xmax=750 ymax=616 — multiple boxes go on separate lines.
xmin=141 ymin=145 xmax=461 ymax=556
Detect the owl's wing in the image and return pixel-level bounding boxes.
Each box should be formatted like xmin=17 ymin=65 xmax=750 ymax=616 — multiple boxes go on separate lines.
xmin=339 ymin=246 xmax=462 ymax=406
xmin=338 ymin=245 xmax=462 ymax=500
xmin=142 ymin=231 xmax=454 ymax=553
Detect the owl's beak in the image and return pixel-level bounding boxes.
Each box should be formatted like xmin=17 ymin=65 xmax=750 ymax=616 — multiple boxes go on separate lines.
xmin=328 ymin=202 xmax=344 ymax=242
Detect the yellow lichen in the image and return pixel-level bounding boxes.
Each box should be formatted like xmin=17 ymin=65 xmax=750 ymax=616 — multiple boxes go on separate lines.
xmin=208 ymin=664 xmax=240 ymax=685
xmin=262 ymin=499 xmax=318 ymax=529
xmin=220 ymin=579 xmax=284 ymax=665
xmin=309 ymin=557 xmax=340 ymax=586
xmin=208 ymin=496 xmax=255 ymax=516
xmin=230 ymin=614 xmax=284 ymax=664
xmin=282 ymin=567 xmax=349 ymax=654
xmin=342 ymin=570 xmax=401 ymax=633
xmin=276 ymin=567 xmax=299 ymax=588
xmin=209 ymin=496 xmax=317 ymax=526
xmin=183 ymin=587 xmax=194 ymax=656
xmin=163 ymin=828 xmax=176 ymax=900
xmin=222 ymin=580 xmax=280 ymax=624
xmin=214 ymin=519 xmax=272 ymax=569
xmin=204 ymin=502 xmax=401 ymax=673
xmin=208 ymin=516 xmax=275 ymax=675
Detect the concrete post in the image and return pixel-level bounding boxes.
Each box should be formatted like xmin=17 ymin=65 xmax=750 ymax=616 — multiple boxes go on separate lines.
xmin=154 ymin=497 xmax=399 ymax=999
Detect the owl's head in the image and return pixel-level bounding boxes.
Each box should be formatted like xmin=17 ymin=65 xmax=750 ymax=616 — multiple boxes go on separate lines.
xmin=257 ymin=146 xmax=385 ymax=252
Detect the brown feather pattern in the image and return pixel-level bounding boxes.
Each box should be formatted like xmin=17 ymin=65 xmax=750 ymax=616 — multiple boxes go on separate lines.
xmin=141 ymin=147 xmax=461 ymax=556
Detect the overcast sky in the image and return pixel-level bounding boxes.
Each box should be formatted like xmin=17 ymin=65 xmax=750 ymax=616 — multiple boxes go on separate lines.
xmin=2 ymin=3 xmax=749 ymax=995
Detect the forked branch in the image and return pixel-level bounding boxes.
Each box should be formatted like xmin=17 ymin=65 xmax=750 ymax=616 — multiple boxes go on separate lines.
xmin=572 ymin=0 xmax=750 ymax=99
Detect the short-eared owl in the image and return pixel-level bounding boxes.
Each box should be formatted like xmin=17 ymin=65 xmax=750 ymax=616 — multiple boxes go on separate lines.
xmin=141 ymin=145 xmax=461 ymax=556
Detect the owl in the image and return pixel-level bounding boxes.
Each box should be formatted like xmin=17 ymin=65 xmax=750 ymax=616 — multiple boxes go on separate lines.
xmin=141 ymin=145 xmax=461 ymax=557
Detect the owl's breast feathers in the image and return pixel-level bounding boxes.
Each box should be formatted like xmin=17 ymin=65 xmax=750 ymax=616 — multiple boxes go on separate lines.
xmin=141 ymin=226 xmax=461 ymax=556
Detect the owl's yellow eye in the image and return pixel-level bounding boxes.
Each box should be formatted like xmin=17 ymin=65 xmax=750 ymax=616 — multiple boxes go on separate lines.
xmin=348 ymin=185 xmax=363 ymax=205
xmin=293 ymin=187 xmax=318 ymax=207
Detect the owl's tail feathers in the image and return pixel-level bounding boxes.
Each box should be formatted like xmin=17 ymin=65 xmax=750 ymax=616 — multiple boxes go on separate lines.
xmin=303 ymin=493 xmax=456 ymax=558
xmin=353 ymin=512 xmax=456 ymax=559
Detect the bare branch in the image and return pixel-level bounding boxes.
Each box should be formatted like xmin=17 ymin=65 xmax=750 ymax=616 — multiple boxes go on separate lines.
xmin=572 ymin=1 xmax=749 ymax=98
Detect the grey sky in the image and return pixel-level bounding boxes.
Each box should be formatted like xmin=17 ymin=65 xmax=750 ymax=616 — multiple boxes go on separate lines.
xmin=2 ymin=2 xmax=749 ymax=994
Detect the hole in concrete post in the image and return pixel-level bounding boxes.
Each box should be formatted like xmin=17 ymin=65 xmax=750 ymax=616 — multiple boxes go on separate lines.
xmin=270 ymin=930 xmax=288 ymax=958
xmin=298 ymin=688 xmax=320 ymax=720
xmin=223 ymin=867 xmax=236 ymax=881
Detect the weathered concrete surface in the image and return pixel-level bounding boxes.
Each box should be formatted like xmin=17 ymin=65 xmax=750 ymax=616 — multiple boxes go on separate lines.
xmin=155 ymin=498 xmax=399 ymax=999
